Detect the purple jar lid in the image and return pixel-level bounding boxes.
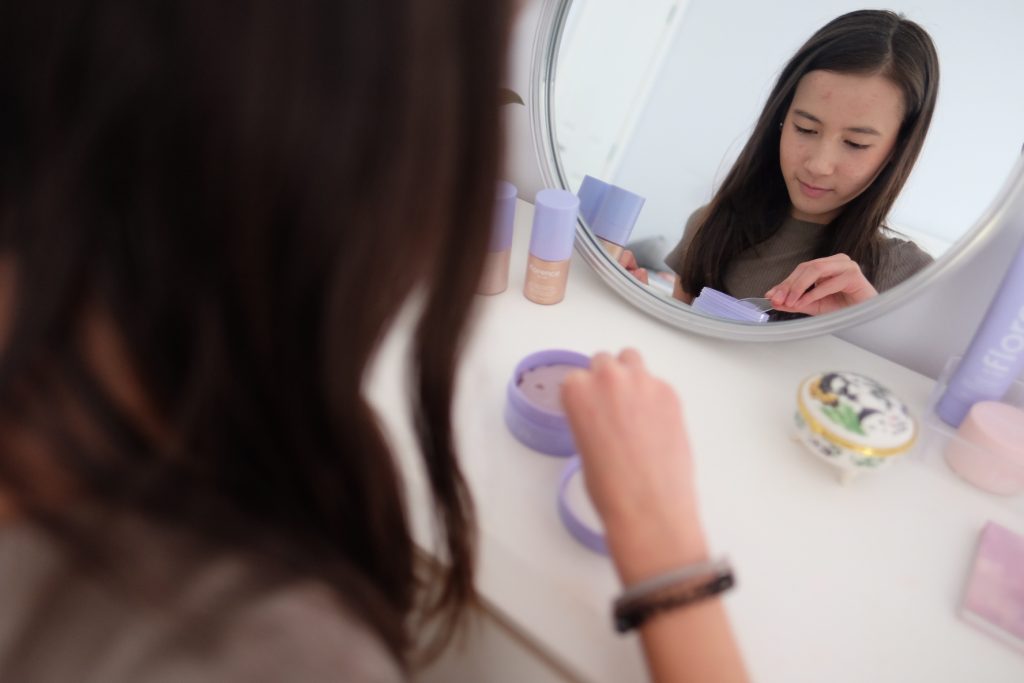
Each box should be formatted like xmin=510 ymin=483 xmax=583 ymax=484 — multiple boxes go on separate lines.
xmin=590 ymin=185 xmax=645 ymax=247
xmin=529 ymin=189 xmax=579 ymax=262
xmin=504 ymin=348 xmax=589 ymax=456
xmin=490 ymin=181 xmax=517 ymax=252
xmin=557 ymin=456 xmax=608 ymax=554
xmin=577 ymin=175 xmax=610 ymax=226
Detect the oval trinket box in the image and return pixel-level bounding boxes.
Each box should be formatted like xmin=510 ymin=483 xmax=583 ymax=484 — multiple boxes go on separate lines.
xmin=794 ymin=371 xmax=917 ymax=484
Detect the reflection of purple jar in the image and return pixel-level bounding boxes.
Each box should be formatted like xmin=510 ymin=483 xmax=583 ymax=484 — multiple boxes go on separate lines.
xmin=505 ymin=349 xmax=590 ymax=456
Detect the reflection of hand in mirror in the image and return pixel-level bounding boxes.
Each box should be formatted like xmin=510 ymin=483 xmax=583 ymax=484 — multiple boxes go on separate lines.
xmin=664 ymin=10 xmax=937 ymax=316
xmin=765 ymin=253 xmax=878 ymax=316
xmin=617 ymin=249 xmax=649 ymax=285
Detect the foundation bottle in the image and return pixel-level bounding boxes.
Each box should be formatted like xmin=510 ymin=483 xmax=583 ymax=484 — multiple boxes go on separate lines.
xmin=524 ymin=189 xmax=579 ymax=305
xmin=478 ymin=180 xmax=518 ymax=295
xmin=590 ymin=185 xmax=645 ymax=260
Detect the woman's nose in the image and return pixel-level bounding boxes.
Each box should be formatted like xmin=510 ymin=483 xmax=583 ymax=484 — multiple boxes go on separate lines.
xmin=804 ymin=144 xmax=837 ymax=176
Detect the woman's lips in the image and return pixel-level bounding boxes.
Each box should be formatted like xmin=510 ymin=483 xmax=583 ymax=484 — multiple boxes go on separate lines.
xmin=798 ymin=179 xmax=830 ymax=199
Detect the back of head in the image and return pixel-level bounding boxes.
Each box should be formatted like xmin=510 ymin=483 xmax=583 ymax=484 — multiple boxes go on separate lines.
xmin=0 ymin=0 xmax=512 ymax=663
xmin=681 ymin=9 xmax=939 ymax=295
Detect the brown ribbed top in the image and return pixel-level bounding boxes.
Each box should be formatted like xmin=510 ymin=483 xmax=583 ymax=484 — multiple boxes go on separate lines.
xmin=666 ymin=208 xmax=934 ymax=300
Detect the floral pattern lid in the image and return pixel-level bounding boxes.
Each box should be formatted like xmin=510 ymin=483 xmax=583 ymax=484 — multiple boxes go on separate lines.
xmin=796 ymin=371 xmax=917 ymax=457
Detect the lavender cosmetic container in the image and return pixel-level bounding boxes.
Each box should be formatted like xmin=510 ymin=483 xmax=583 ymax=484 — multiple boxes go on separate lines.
xmin=478 ymin=180 xmax=518 ymax=295
xmin=590 ymin=185 xmax=646 ymax=258
xmin=558 ymin=457 xmax=608 ymax=554
xmin=504 ymin=349 xmax=590 ymax=456
xmin=490 ymin=180 xmax=517 ymax=251
xmin=936 ymin=234 xmax=1024 ymax=426
xmin=524 ymin=189 xmax=579 ymax=305
xmin=576 ymin=175 xmax=611 ymax=226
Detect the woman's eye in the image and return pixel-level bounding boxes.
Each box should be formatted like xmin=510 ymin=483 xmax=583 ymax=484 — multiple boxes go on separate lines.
xmin=845 ymin=140 xmax=870 ymax=150
xmin=793 ymin=124 xmax=816 ymax=135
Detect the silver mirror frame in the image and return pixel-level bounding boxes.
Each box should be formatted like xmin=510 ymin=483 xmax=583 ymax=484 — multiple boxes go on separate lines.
xmin=530 ymin=0 xmax=1024 ymax=341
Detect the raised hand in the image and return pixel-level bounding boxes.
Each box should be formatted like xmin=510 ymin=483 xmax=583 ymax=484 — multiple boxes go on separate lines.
xmin=561 ymin=349 xmax=706 ymax=584
xmin=765 ymin=253 xmax=877 ymax=316
xmin=617 ymin=249 xmax=649 ymax=285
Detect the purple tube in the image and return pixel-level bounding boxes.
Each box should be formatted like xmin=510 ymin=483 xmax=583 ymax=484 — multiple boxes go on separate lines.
xmin=936 ymin=234 xmax=1024 ymax=426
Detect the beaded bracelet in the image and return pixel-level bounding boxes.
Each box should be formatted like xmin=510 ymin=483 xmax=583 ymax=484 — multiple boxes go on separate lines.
xmin=612 ymin=558 xmax=735 ymax=633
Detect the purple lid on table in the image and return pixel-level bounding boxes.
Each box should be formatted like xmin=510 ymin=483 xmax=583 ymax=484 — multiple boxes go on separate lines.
xmin=590 ymin=185 xmax=645 ymax=247
xmin=489 ymin=180 xmax=518 ymax=252
xmin=529 ymin=189 xmax=579 ymax=262
xmin=577 ymin=175 xmax=610 ymax=225
xmin=558 ymin=456 xmax=608 ymax=554
xmin=504 ymin=348 xmax=590 ymax=456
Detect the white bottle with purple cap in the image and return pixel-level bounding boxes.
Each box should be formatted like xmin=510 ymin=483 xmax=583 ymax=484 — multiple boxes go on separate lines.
xmin=478 ymin=180 xmax=518 ymax=295
xmin=524 ymin=189 xmax=580 ymax=305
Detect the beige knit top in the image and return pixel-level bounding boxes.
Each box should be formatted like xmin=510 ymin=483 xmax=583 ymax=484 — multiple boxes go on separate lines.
xmin=666 ymin=208 xmax=934 ymax=300
xmin=0 ymin=522 xmax=403 ymax=683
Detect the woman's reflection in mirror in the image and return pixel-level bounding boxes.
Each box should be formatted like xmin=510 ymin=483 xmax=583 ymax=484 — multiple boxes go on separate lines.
xmin=654 ymin=9 xmax=938 ymax=317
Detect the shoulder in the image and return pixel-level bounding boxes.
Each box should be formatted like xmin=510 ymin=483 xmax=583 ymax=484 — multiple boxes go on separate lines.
xmin=683 ymin=205 xmax=710 ymax=238
xmin=873 ymin=232 xmax=934 ymax=291
xmin=0 ymin=523 xmax=404 ymax=683
xmin=134 ymin=576 xmax=405 ymax=683
xmin=202 ymin=580 xmax=404 ymax=683
xmin=666 ymin=205 xmax=710 ymax=274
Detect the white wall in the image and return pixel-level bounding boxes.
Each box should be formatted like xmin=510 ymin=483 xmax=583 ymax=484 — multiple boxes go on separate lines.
xmin=503 ymin=0 xmax=1024 ymax=380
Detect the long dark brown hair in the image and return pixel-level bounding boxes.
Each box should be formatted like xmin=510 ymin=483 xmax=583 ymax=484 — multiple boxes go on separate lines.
xmin=0 ymin=0 xmax=512 ymax=667
xmin=680 ymin=9 xmax=938 ymax=296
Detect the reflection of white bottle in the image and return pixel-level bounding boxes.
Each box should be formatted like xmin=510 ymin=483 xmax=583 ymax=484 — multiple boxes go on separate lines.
xmin=936 ymin=234 xmax=1024 ymax=426
xmin=590 ymin=185 xmax=646 ymax=259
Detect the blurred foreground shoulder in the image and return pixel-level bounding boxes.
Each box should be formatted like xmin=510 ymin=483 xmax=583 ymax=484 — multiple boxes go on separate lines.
xmin=0 ymin=524 xmax=404 ymax=683
xmin=201 ymin=580 xmax=405 ymax=683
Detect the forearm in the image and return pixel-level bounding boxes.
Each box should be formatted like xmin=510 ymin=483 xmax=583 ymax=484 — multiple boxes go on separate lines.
xmin=639 ymin=598 xmax=747 ymax=683
xmin=607 ymin=521 xmax=748 ymax=683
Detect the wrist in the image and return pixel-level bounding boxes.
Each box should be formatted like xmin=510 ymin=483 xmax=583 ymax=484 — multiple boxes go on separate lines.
xmin=604 ymin=515 xmax=709 ymax=586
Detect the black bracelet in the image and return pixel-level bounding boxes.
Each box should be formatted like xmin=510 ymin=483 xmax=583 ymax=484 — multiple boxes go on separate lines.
xmin=613 ymin=569 xmax=735 ymax=633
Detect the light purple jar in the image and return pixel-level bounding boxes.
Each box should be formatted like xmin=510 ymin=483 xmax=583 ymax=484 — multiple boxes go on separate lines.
xmin=558 ymin=456 xmax=608 ymax=554
xmin=504 ymin=349 xmax=590 ymax=456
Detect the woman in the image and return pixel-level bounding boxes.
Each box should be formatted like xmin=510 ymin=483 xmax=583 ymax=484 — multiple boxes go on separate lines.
xmin=0 ymin=0 xmax=508 ymax=679
xmin=666 ymin=9 xmax=939 ymax=316
xmin=0 ymin=1 xmax=745 ymax=682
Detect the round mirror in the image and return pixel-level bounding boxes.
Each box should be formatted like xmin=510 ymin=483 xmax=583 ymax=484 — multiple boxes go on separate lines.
xmin=531 ymin=0 xmax=1024 ymax=340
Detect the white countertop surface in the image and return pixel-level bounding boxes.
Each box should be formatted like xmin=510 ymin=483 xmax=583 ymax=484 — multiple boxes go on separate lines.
xmin=368 ymin=199 xmax=1024 ymax=683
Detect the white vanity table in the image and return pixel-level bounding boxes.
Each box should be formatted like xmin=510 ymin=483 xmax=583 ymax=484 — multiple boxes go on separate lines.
xmin=370 ymin=199 xmax=1024 ymax=683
